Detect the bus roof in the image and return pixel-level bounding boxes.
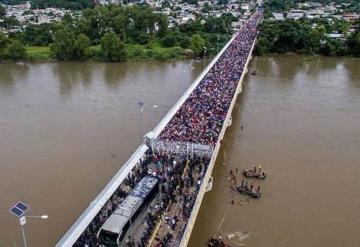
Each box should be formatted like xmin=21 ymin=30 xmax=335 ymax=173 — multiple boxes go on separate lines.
xmin=101 ymin=213 xmax=129 ymax=234
xmin=101 ymin=196 xmax=142 ymax=233
xmin=130 ymin=176 xmax=158 ymax=199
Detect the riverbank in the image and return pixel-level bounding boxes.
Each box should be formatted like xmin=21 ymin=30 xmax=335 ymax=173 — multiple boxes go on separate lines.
xmin=24 ymin=43 xmax=189 ymax=62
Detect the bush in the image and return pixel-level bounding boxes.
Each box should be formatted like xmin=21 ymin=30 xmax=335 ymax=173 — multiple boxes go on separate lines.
xmin=160 ymin=34 xmax=177 ymax=47
xmin=101 ymin=32 xmax=127 ymax=62
xmin=6 ymin=39 xmax=26 ymax=60
xmin=179 ymin=37 xmax=191 ymax=48
xmin=137 ymin=33 xmax=152 ymax=45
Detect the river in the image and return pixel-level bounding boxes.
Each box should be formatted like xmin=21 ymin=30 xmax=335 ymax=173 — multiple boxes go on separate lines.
xmin=0 ymin=60 xmax=205 ymax=246
xmin=0 ymin=56 xmax=359 ymax=246
xmin=189 ymin=55 xmax=360 ymax=247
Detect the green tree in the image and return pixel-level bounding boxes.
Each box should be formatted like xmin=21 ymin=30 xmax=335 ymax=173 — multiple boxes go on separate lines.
xmin=347 ymin=31 xmax=360 ymax=57
xmin=217 ymin=0 xmax=228 ymax=5
xmin=0 ymin=5 xmax=6 ymax=18
xmin=254 ymin=37 xmax=270 ymax=55
xmin=50 ymin=29 xmax=76 ymax=60
xmin=179 ymin=36 xmax=191 ymax=48
xmin=23 ymin=24 xmax=53 ymax=46
xmin=157 ymin=15 xmax=168 ymax=37
xmin=101 ymin=32 xmax=126 ymax=62
xmin=190 ymin=34 xmax=205 ymax=55
xmin=74 ymin=34 xmax=90 ymax=60
xmin=321 ymin=40 xmax=336 ymax=56
xmin=6 ymin=39 xmax=26 ymax=60
xmin=0 ymin=32 xmax=9 ymax=59
xmin=160 ymin=34 xmax=177 ymax=47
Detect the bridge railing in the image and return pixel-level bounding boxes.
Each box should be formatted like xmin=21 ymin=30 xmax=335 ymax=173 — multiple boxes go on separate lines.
xmin=150 ymin=33 xmax=238 ymax=139
xmin=56 ymin=144 xmax=149 ymax=247
xmin=178 ymin=32 xmax=259 ymax=247
xmin=150 ymin=139 xmax=214 ymax=158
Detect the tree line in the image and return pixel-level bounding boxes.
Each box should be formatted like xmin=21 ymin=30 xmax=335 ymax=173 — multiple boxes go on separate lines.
xmin=254 ymin=19 xmax=360 ymax=57
xmin=0 ymin=0 xmax=94 ymax=9
xmin=1 ymin=5 xmax=234 ymax=61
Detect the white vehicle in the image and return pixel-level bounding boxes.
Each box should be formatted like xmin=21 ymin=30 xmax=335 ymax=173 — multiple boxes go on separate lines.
xmin=97 ymin=176 xmax=158 ymax=246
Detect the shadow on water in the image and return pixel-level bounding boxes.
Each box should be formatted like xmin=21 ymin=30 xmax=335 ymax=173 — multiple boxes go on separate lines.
xmin=254 ymin=55 xmax=303 ymax=84
xmin=103 ymin=63 xmax=127 ymax=90
xmin=0 ymin=62 xmax=29 ymax=92
xmin=52 ymin=62 xmax=94 ymax=98
xmin=343 ymin=58 xmax=360 ymax=88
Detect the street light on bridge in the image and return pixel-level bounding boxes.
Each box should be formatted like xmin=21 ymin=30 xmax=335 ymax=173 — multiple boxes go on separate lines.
xmin=137 ymin=101 xmax=144 ymax=141
xmin=9 ymin=202 xmax=48 ymax=247
xmin=203 ymin=46 xmax=207 ymax=69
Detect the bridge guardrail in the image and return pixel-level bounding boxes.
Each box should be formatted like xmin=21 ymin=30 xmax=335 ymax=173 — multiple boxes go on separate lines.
xmin=178 ymin=37 xmax=257 ymax=247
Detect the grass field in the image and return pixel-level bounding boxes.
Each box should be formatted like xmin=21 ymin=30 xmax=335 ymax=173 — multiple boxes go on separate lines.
xmin=25 ymin=43 xmax=187 ymax=62
xmin=26 ymin=46 xmax=51 ymax=60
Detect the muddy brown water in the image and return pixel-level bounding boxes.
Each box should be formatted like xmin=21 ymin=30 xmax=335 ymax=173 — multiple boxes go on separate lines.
xmin=0 ymin=60 xmax=205 ymax=246
xmin=0 ymin=56 xmax=359 ymax=247
xmin=189 ymin=55 xmax=360 ymax=247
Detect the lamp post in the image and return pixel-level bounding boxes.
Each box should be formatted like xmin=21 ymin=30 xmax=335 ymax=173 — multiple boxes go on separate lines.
xmin=19 ymin=215 xmax=48 ymax=247
xmin=10 ymin=201 xmax=48 ymax=247
xmin=215 ymin=35 xmax=220 ymax=70
xmin=203 ymin=46 xmax=207 ymax=69
xmin=137 ymin=101 xmax=144 ymax=141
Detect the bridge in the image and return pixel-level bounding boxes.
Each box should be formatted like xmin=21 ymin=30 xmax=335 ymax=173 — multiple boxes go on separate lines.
xmin=57 ymin=11 xmax=262 ymax=247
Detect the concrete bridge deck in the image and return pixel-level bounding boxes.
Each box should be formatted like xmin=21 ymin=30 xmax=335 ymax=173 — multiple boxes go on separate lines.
xmin=56 ymin=12 xmax=261 ymax=247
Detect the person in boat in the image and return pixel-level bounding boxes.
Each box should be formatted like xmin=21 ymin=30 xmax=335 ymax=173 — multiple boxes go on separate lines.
xmin=241 ymin=179 xmax=244 ymax=187
xmin=253 ymin=166 xmax=257 ymax=173
xmin=257 ymin=185 xmax=260 ymax=192
xmin=245 ymin=181 xmax=248 ymax=190
xmin=250 ymin=182 xmax=254 ymax=191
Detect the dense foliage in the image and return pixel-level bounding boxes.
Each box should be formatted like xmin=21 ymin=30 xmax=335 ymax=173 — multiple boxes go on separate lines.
xmin=0 ymin=31 xmax=26 ymax=60
xmin=0 ymin=5 xmax=6 ymax=18
xmin=255 ymin=19 xmax=360 ymax=57
xmin=31 ymin=0 xmax=94 ymax=9
xmin=0 ymin=0 xmax=94 ymax=9
xmin=0 ymin=4 xmax=233 ymax=61
xmin=100 ymin=32 xmax=126 ymax=62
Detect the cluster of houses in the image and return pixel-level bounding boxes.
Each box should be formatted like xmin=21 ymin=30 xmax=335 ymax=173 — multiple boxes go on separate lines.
xmin=0 ymin=1 xmax=69 ymax=33
xmin=98 ymin=0 xmax=262 ymax=31
xmin=153 ymin=0 xmax=258 ymax=30
xmin=270 ymin=2 xmax=359 ymax=41
xmin=272 ymin=2 xmax=359 ymax=22
xmin=0 ymin=0 xmax=261 ymax=33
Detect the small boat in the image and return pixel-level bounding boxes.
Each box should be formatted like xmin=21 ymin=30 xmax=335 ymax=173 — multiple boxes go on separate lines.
xmin=243 ymin=168 xmax=266 ymax=179
xmin=208 ymin=237 xmax=231 ymax=247
xmin=237 ymin=185 xmax=261 ymax=198
xmin=251 ymin=70 xmax=257 ymax=75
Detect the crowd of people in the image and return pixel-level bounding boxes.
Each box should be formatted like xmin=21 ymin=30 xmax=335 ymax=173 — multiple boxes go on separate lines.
xmin=74 ymin=12 xmax=262 ymax=247
xmin=143 ymin=153 xmax=209 ymax=247
xmin=75 ymin=150 xmax=153 ymax=247
xmin=75 ymin=148 xmax=210 ymax=247
xmin=159 ymin=12 xmax=262 ymax=147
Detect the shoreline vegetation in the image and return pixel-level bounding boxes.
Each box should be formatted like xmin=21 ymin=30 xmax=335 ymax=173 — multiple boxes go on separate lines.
xmin=0 ymin=5 xmax=235 ymax=62
xmin=24 ymin=44 xmax=189 ymax=62
xmin=1 ymin=3 xmax=359 ymax=62
xmin=254 ymin=0 xmax=360 ymax=57
xmin=253 ymin=19 xmax=360 ymax=57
